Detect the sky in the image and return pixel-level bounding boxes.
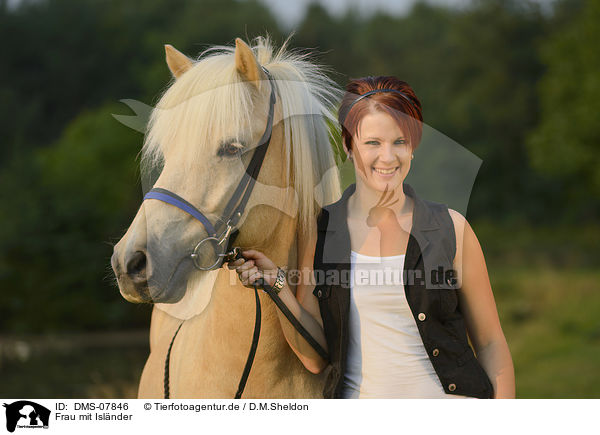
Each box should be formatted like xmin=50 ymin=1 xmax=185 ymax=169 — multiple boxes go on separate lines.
xmin=5 ymin=0 xmax=557 ymax=26
xmin=257 ymin=0 xmax=557 ymax=29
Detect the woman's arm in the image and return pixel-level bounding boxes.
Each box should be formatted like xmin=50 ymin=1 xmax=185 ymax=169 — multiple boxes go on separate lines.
xmin=449 ymin=209 xmax=516 ymax=399
xmin=228 ymin=223 xmax=329 ymax=374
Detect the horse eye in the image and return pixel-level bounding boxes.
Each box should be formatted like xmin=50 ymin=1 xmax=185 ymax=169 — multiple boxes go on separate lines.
xmin=218 ymin=141 xmax=244 ymax=157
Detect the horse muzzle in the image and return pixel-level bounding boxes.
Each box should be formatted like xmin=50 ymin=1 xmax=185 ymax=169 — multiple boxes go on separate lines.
xmin=111 ymin=248 xmax=153 ymax=303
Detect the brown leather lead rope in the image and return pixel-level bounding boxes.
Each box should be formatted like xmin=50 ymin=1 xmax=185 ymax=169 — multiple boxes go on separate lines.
xmin=164 ymin=322 xmax=184 ymax=399
xmin=234 ymin=283 xmax=262 ymax=398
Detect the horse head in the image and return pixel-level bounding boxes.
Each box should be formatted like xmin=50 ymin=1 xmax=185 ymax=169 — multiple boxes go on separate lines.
xmin=112 ymin=37 xmax=341 ymax=307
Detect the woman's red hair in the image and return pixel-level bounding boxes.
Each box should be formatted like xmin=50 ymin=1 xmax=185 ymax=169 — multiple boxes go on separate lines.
xmin=338 ymin=76 xmax=423 ymax=152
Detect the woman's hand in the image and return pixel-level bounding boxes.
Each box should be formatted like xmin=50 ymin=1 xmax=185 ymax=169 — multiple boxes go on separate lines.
xmin=366 ymin=185 xmax=399 ymax=228
xmin=366 ymin=205 xmax=397 ymax=228
xmin=226 ymin=249 xmax=279 ymax=288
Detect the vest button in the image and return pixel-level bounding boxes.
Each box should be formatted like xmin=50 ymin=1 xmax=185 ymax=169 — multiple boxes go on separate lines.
xmin=449 ymin=383 xmax=456 ymax=392
xmin=317 ymin=289 xmax=322 ymax=298
xmin=418 ymin=312 xmax=426 ymax=321
xmin=432 ymin=348 xmax=439 ymax=357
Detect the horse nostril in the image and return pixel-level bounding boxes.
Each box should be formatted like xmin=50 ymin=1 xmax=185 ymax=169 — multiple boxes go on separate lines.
xmin=126 ymin=251 xmax=147 ymax=280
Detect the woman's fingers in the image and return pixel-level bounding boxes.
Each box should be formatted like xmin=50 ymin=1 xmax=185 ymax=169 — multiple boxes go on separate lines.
xmin=240 ymin=266 xmax=258 ymax=281
xmin=237 ymin=260 xmax=255 ymax=272
xmin=241 ymin=249 xmax=262 ymax=259
xmin=231 ymin=258 xmax=244 ymax=266
xmin=226 ymin=249 xmax=275 ymax=288
xmin=225 ymin=256 xmax=260 ymax=287
xmin=248 ymin=270 xmax=263 ymax=285
xmin=228 ymin=259 xmax=253 ymax=271
xmin=243 ymin=250 xmax=277 ymax=271
xmin=240 ymin=267 xmax=263 ymax=286
xmin=227 ymin=257 xmax=245 ymax=269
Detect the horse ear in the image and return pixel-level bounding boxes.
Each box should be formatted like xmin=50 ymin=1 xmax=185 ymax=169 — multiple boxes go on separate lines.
xmin=234 ymin=38 xmax=262 ymax=88
xmin=165 ymin=44 xmax=193 ymax=78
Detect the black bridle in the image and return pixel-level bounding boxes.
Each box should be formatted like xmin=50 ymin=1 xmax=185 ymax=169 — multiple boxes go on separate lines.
xmin=144 ymin=67 xmax=277 ymax=271
xmin=142 ymin=67 xmax=328 ymax=399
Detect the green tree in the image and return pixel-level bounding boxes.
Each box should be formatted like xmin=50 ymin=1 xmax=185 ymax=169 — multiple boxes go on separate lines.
xmin=0 ymin=104 xmax=148 ymax=332
xmin=0 ymin=0 xmax=281 ymax=165
xmin=430 ymin=0 xmax=549 ymax=221
xmin=527 ymin=0 xmax=600 ymax=220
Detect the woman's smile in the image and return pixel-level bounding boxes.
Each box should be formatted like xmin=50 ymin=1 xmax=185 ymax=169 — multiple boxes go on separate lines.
xmin=372 ymin=166 xmax=399 ymax=178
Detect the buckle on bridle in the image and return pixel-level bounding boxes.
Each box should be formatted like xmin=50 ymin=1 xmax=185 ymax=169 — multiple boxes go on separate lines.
xmin=189 ymin=214 xmax=241 ymax=270
xmin=221 ymin=247 xmax=243 ymax=263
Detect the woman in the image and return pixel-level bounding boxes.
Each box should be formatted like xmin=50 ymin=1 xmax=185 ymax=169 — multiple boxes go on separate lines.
xmin=229 ymin=76 xmax=515 ymax=399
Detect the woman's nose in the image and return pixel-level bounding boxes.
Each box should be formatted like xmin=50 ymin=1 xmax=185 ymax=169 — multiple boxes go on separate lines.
xmin=378 ymin=143 xmax=397 ymax=163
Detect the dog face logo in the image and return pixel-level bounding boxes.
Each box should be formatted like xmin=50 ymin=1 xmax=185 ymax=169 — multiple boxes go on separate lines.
xmin=3 ymin=401 xmax=50 ymax=433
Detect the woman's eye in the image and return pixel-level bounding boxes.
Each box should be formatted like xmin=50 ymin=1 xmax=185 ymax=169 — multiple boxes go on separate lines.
xmin=365 ymin=141 xmax=379 ymax=145
xmin=218 ymin=142 xmax=244 ymax=157
xmin=395 ymin=139 xmax=407 ymax=145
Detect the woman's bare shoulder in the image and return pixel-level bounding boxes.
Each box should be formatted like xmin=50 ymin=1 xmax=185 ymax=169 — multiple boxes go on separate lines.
xmin=447 ymin=208 xmax=469 ymax=257
xmin=448 ymin=208 xmax=467 ymax=225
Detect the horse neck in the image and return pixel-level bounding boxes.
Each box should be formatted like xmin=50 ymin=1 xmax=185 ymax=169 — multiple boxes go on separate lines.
xmin=207 ymin=208 xmax=298 ymax=342
xmin=247 ymin=121 xmax=299 ymax=272
xmin=260 ymin=208 xmax=298 ymax=273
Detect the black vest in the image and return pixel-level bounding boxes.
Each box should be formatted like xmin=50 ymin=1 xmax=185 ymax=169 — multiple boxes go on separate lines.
xmin=312 ymin=183 xmax=494 ymax=399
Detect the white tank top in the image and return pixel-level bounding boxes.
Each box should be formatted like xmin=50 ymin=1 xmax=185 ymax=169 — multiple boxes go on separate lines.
xmin=341 ymin=251 xmax=473 ymax=399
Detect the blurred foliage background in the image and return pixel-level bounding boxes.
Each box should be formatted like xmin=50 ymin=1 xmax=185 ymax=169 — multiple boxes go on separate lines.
xmin=0 ymin=0 xmax=598 ymax=398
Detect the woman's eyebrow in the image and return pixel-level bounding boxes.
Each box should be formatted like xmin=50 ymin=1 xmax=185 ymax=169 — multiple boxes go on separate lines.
xmin=363 ymin=136 xmax=405 ymax=140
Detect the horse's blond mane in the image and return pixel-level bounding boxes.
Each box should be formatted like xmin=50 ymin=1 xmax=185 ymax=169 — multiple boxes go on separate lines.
xmin=142 ymin=36 xmax=341 ymax=235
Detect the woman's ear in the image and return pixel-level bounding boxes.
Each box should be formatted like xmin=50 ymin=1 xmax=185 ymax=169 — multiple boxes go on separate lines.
xmin=342 ymin=139 xmax=351 ymax=160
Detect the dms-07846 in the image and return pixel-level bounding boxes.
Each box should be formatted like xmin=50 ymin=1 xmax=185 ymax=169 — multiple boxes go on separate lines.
xmin=74 ymin=402 xmax=129 ymax=411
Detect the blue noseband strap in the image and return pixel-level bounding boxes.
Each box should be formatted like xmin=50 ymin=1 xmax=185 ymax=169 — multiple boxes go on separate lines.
xmin=144 ymin=188 xmax=217 ymax=237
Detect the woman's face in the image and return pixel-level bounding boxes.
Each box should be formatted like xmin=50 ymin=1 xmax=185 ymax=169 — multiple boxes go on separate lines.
xmin=346 ymin=110 xmax=413 ymax=193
